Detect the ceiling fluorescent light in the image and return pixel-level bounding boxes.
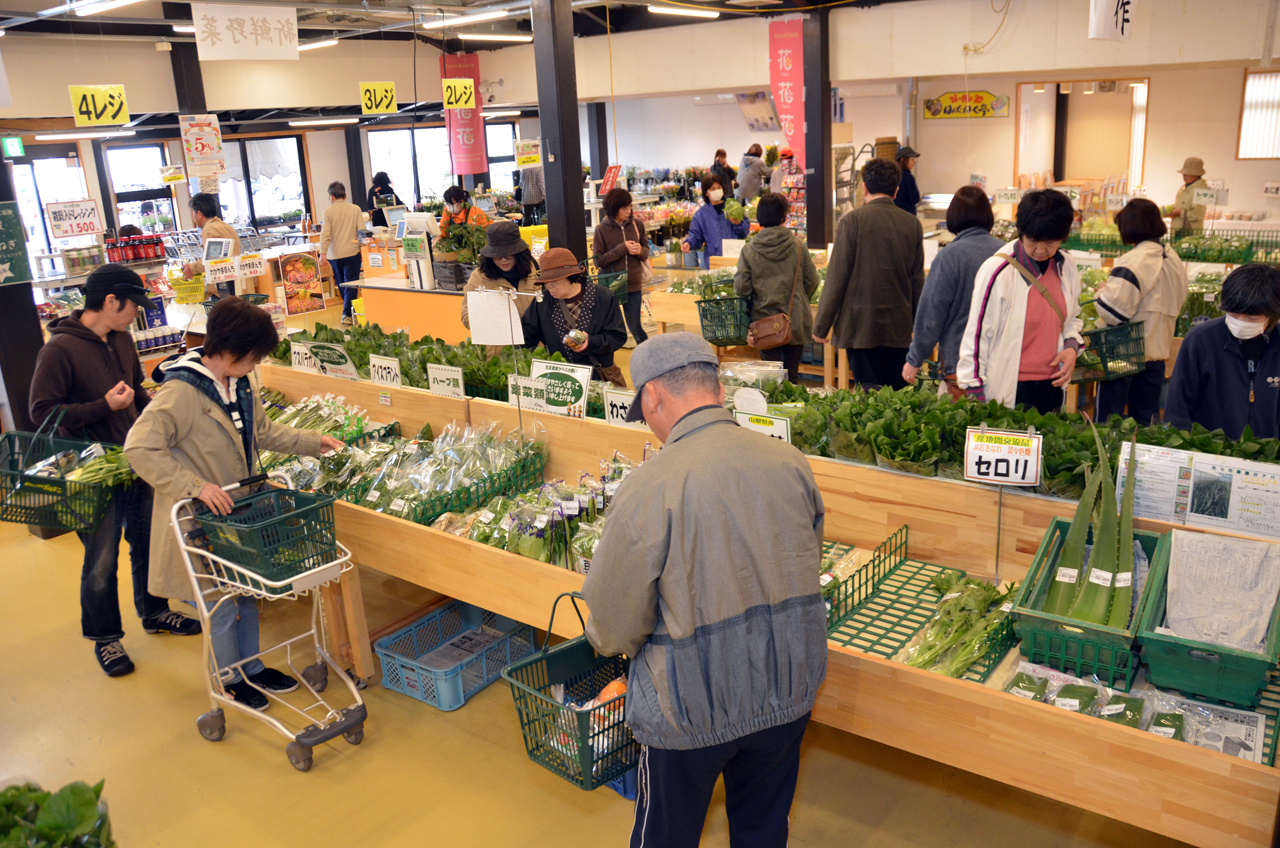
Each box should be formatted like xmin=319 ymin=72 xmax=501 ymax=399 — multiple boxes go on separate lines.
xmin=459 ymin=33 xmax=532 ymax=42
xmin=75 ymin=0 xmax=142 ymax=15
xmin=172 ymin=24 xmax=195 ymax=33
xmin=35 ymin=129 xmax=136 ymax=140
xmin=483 ymin=110 xmax=521 ymax=119
xmin=649 ymin=5 xmax=720 ymax=17
xmin=1060 ymin=82 xmax=1072 ymax=94
xmin=1084 ymin=82 xmax=1095 ymax=94
xmin=420 ymin=9 xmax=508 ymax=29
xmin=1033 ymin=83 xmax=1044 ymax=93
xmin=288 ymin=117 xmax=359 ymax=126
xmin=0 ymin=30 xmax=7 ymax=36
xmin=298 ymin=39 xmax=339 ymax=51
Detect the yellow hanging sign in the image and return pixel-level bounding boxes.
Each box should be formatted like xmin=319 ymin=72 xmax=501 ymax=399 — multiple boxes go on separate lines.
xmin=360 ymin=81 xmax=397 ymax=115
xmin=68 ymin=85 xmax=130 ymax=127
xmin=442 ymin=78 xmax=475 ymax=110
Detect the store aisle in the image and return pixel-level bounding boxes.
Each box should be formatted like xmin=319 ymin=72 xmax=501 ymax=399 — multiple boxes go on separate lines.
xmin=0 ymin=519 xmax=1193 ymax=848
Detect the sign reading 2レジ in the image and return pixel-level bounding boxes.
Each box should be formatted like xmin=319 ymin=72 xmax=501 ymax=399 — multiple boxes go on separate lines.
xmin=360 ymin=82 xmax=397 ymax=114
xmin=963 ymin=427 xmax=1043 ymax=486
xmin=68 ymin=85 xmax=129 ymax=127
xmin=46 ymin=199 xmax=104 ymax=238
xmin=442 ymin=78 xmax=476 ymax=110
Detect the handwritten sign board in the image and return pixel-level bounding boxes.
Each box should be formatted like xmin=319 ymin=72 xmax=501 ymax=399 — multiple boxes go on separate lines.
xmin=963 ymin=427 xmax=1042 ymax=486
xmin=291 ymin=342 xmax=317 ymax=373
xmin=507 ymin=374 xmax=550 ymax=413
xmin=1106 ymin=193 xmax=1131 ymax=211
xmin=238 ymin=253 xmax=265 ymax=277
xmin=360 ymin=81 xmax=397 ymax=114
xmin=45 ymin=199 xmax=103 ymax=238
xmin=1193 ymin=188 xmax=1218 ymax=206
xmin=190 ymin=3 xmax=299 ymax=61
xmin=600 ymin=164 xmax=622 ymax=196
xmin=305 ymin=342 xmax=359 ymax=381
xmin=205 ymin=257 xmax=238 ymax=285
xmin=68 ymin=85 xmax=128 ymax=127
xmin=369 ymin=354 xmax=402 ymax=388
xmin=1264 ymin=181 xmax=1280 ymax=199
xmin=426 ymin=363 xmax=465 ymax=398
xmin=734 ymin=411 xmax=792 ymax=443
xmin=603 ymin=387 xmax=648 ymax=431
xmin=442 ymin=78 xmax=475 ymax=110
xmin=995 ymin=189 xmax=1022 ymax=205
xmin=922 ymin=91 xmax=1009 ymax=120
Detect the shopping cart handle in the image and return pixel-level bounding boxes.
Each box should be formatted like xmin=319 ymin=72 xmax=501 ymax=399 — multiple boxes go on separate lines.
xmin=219 ymin=474 xmax=269 ymax=493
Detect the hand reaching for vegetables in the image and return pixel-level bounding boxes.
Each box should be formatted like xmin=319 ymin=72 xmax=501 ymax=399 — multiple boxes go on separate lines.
xmin=319 ymin=435 xmax=344 ymax=454
xmin=902 ymin=362 xmax=920 ymax=385
xmin=105 ymin=381 xmax=135 ymax=411
xmin=1050 ymin=347 xmax=1079 ymax=387
xmin=197 ymin=482 xmax=235 ymax=516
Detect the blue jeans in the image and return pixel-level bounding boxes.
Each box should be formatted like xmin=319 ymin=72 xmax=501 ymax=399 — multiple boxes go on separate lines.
xmin=76 ymin=481 xmax=169 ymax=641
xmin=330 ymin=254 xmax=363 ymax=317
xmin=208 ymin=595 xmax=265 ymax=684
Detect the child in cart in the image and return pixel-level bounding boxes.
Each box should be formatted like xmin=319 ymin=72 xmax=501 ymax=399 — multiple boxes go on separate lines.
xmin=125 ymin=297 xmax=343 ymax=710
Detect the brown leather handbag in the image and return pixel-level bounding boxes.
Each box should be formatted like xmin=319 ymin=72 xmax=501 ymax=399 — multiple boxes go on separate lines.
xmin=747 ymin=244 xmax=802 ymax=351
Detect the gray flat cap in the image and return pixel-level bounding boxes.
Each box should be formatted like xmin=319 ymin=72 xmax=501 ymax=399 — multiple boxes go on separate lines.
xmin=625 ymin=332 xmax=719 ymax=422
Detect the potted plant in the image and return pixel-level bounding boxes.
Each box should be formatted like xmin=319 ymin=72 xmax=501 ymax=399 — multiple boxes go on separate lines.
xmin=667 ymin=240 xmax=682 ymax=267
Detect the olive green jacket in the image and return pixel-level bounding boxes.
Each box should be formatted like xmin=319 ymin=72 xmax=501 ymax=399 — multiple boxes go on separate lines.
xmin=734 ymin=227 xmax=820 ymax=345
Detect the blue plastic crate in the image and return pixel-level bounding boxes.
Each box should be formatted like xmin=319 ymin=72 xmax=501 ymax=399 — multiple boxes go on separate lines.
xmin=375 ymin=600 xmax=536 ymax=711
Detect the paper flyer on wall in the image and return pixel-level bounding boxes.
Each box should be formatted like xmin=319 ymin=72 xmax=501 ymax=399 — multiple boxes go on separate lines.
xmin=1186 ymin=457 xmax=1280 ymax=541
xmin=1116 ymin=442 xmax=1196 ymax=525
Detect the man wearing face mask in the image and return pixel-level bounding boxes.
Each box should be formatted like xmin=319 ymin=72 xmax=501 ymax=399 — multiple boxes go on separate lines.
xmin=439 ymin=185 xmax=491 ymax=238
xmin=1166 ymin=264 xmax=1280 ymax=440
xmin=682 ymin=176 xmax=748 ymax=270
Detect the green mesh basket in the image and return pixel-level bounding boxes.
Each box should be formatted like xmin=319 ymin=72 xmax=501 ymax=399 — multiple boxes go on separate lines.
xmin=0 ymin=432 xmax=113 ymax=532
xmin=588 ymin=271 xmax=628 ymax=305
xmin=1071 ymin=321 xmax=1145 ymax=384
xmin=697 ymin=296 xmax=751 ymax=347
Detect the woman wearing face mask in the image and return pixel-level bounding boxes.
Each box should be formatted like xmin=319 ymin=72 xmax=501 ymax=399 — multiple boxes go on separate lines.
xmin=956 ymin=189 xmax=1083 ymax=414
xmin=440 ymin=185 xmax=491 ymax=238
xmin=681 ymin=176 xmax=748 ymax=271
xmin=1092 ymin=199 xmax=1189 ymax=425
xmin=520 ymin=247 xmax=628 ymax=386
xmin=367 ymin=172 xmax=404 ymax=229
xmin=1166 ymin=264 xmax=1280 ymax=440
xmin=461 ymin=220 xmax=540 ymax=353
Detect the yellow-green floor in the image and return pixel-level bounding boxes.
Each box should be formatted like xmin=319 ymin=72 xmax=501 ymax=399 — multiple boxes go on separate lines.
xmin=0 ymin=517 xmax=1192 ymax=848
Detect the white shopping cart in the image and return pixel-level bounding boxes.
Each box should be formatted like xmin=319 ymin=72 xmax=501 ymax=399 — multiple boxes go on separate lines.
xmin=171 ymin=472 xmax=366 ymax=771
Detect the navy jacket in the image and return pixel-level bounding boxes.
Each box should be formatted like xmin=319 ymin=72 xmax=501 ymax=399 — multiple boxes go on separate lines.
xmin=1165 ymin=317 xmax=1280 ymax=440
xmin=906 ymin=226 xmax=1005 ymax=375
xmin=894 ymin=169 xmax=921 ymax=215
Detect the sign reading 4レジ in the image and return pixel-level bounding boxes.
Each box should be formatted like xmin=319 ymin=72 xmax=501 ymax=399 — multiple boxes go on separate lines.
xmin=68 ymin=85 xmax=129 ymax=127
xmin=442 ymin=78 xmax=475 ymax=110
xmin=360 ymin=82 xmax=397 ymax=114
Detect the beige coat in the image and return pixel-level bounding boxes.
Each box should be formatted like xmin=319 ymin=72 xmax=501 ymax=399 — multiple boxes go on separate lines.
xmin=124 ymin=375 xmax=322 ymax=602
xmin=1174 ymin=177 xmax=1209 ymax=231
xmin=320 ymin=200 xmax=364 ymax=260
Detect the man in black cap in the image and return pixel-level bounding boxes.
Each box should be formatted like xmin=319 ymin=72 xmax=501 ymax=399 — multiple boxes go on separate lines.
xmin=894 ymin=145 xmax=922 ymax=215
xmin=30 ymin=264 xmax=200 ymax=678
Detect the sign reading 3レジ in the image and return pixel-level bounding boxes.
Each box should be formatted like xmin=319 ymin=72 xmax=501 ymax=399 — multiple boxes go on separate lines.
xmin=360 ymin=82 xmax=397 ymax=114
xmin=442 ymin=78 xmax=475 ymax=110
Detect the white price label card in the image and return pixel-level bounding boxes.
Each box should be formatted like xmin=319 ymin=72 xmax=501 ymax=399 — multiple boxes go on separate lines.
xmin=291 ymin=342 xmax=317 ymax=373
xmin=603 ymin=387 xmax=648 ymax=430
xmin=1265 ymin=181 xmax=1280 ymax=199
xmin=238 ymin=253 xmax=265 ymax=277
xmin=733 ymin=410 xmax=792 ymax=444
xmin=1114 ymin=572 xmax=1133 ymax=588
xmin=963 ymin=427 xmax=1042 ymax=486
xmin=1193 ymin=188 xmax=1217 ymax=206
xmin=995 ymin=188 xmax=1021 ymax=205
xmin=560 ymin=499 xmax=580 ymax=517
xmin=369 ymin=354 xmax=402 ymax=388
xmin=1088 ymin=569 xmax=1114 ymax=587
xmin=1070 ymin=252 xmax=1104 ymax=270
xmin=1054 ymin=698 xmax=1081 ymax=712
xmin=369 ymin=252 xmax=384 ymax=268
xmin=1054 ymin=567 xmax=1079 ymax=584
xmin=426 ymin=363 xmax=465 ymax=399
xmin=1106 ymin=193 xmax=1131 ymax=211
xmin=206 ymin=257 xmax=237 ymax=284
xmin=1130 ymin=185 xmax=1148 ymax=197
xmin=379 ymin=391 xmax=391 ymax=406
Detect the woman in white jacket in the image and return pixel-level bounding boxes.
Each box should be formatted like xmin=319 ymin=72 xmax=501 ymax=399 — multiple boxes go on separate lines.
xmin=956 ymin=189 xmax=1083 ymax=413
xmin=1094 ymin=198 xmax=1189 ymax=425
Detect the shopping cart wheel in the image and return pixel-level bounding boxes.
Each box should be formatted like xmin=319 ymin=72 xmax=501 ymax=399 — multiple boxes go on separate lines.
xmin=286 ymin=741 xmax=313 ymax=772
xmin=343 ymin=725 xmax=364 ymax=746
xmin=197 ymin=710 xmax=225 ymax=742
xmin=301 ymin=661 xmax=328 ymax=693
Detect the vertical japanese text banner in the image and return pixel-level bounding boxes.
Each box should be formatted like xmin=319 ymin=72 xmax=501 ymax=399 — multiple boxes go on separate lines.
xmin=1089 ymin=0 xmax=1132 ymax=42
xmin=440 ymin=53 xmax=489 ymax=176
xmin=768 ymin=19 xmax=805 ymax=172
xmin=190 ymin=3 xmax=299 ymax=61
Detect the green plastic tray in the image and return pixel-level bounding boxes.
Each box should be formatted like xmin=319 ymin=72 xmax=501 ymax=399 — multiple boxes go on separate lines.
xmin=1138 ymin=530 xmax=1280 ymax=708
xmin=1012 ymin=518 xmax=1166 ymax=691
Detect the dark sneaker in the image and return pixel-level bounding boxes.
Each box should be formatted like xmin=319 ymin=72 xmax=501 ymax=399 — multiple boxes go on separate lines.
xmin=227 ymin=681 xmax=269 ymax=711
xmin=248 ymin=667 xmax=299 ymax=694
xmin=142 ymin=610 xmax=202 ymax=636
xmin=95 ymin=641 xmax=134 ymax=677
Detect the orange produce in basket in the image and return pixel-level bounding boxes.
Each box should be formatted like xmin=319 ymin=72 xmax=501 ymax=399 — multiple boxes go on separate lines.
xmin=596 ymin=677 xmax=627 ymax=704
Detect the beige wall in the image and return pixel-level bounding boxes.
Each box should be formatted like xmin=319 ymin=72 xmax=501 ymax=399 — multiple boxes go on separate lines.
xmin=0 ymin=38 xmax=177 ymax=118
xmin=913 ymin=76 xmax=1016 ymax=197
xmin=1063 ymin=86 xmax=1132 ymax=181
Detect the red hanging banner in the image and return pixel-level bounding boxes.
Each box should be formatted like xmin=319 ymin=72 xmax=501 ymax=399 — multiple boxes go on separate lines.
xmin=439 ymin=53 xmax=489 ymax=176
xmin=768 ymin=18 xmax=805 ymax=172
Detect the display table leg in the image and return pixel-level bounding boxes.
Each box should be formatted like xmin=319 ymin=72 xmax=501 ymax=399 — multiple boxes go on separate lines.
xmin=823 ymin=343 xmax=834 ymax=388
xmin=333 ymin=566 xmax=374 ymax=680
xmin=837 ymin=348 xmax=849 ymax=390
xmin=1065 ymin=383 xmax=1079 ymax=414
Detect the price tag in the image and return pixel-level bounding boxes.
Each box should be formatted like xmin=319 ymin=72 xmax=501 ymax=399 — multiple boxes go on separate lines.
xmin=359 ymin=81 xmax=397 ymax=114
xmin=1054 ymin=567 xmax=1079 ymax=584
xmin=560 ymin=499 xmax=580 ymax=517
xmin=963 ymin=427 xmax=1042 ymax=486
xmin=379 ymin=391 xmax=391 ymax=406
xmin=1054 ymin=698 xmax=1081 ymax=712
xmin=1106 ymin=193 xmax=1131 ymax=211
xmin=45 ymin=199 xmax=104 ymax=239
xmin=1131 ymin=185 xmax=1148 ymax=197
xmin=427 ymin=363 xmax=465 ymax=399
xmin=68 ymin=84 xmax=128 ymax=127
xmin=1100 ymin=703 xmax=1126 ymax=716
xmin=1088 ymin=569 xmax=1114 ymax=587
xmin=1068 ymin=252 xmax=1104 ymax=270
xmin=369 ymin=354 xmax=402 ymax=388
xmin=442 ymin=78 xmax=475 ymax=110
xmin=995 ymin=189 xmax=1021 ymax=205
xmin=1193 ymin=188 xmax=1217 ymax=206
xmin=533 ymin=514 xmax=549 ymax=529
xmin=733 ymin=410 xmax=792 ymax=443
xmin=291 ymin=342 xmax=318 ymax=373
xmin=1151 ymin=726 xmax=1177 ymax=738
xmin=1114 ymin=572 xmax=1133 ymax=588
xmin=206 ymin=257 xmax=237 ymax=284
xmin=238 ymin=253 xmax=265 ymax=277
xmin=603 ymin=387 xmax=647 ymax=430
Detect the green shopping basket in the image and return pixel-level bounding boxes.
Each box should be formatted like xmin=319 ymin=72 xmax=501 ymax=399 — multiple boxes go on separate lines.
xmin=501 ymin=593 xmax=638 ymax=790
xmin=1071 ymin=320 xmax=1145 ymax=383
xmin=588 ymin=271 xmax=629 ymax=305
xmin=697 ymin=296 xmax=751 ymax=347
xmin=0 ymin=408 xmax=113 ymax=532
xmin=192 ymin=488 xmax=338 ymax=595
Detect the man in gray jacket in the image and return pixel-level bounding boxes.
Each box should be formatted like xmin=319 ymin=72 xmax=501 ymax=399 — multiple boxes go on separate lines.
xmin=583 ymin=333 xmax=827 ymax=848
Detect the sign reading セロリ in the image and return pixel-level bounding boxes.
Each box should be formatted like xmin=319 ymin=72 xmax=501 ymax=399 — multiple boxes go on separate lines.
xmin=68 ymin=85 xmax=128 ymax=127
xmin=923 ymin=91 xmax=1009 ymax=120
xmin=46 ymin=200 xmax=104 ymax=238
xmin=963 ymin=427 xmax=1042 ymax=486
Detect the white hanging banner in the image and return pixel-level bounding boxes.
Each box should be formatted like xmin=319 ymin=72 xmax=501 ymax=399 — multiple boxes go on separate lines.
xmin=179 ymin=114 xmax=227 ymax=178
xmin=190 ymin=3 xmax=299 ymax=61
xmin=1089 ymin=0 xmax=1132 ymax=42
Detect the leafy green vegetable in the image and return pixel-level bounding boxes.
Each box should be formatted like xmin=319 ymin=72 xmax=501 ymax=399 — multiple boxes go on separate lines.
xmin=1051 ymin=683 xmax=1100 ymax=713
xmin=1098 ymin=695 xmax=1144 ymax=727
xmin=1006 ymin=671 xmax=1049 ymax=701
xmin=1150 ymin=712 xmax=1185 ymax=741
xmin=1 ymin=780 xmax=114 ymax=848
xmin=904 ymin=571 xmax=1003 ymax=671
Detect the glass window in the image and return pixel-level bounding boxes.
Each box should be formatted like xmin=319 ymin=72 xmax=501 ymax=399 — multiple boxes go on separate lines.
xmin=414 ymin=127 xmax=454 ymax=202
xmin=369 ymin=129 xmax=418 ymax=207
xmin=246 ymin=137 xmax=306 ymax=228
xmin=106 ymin=146 xmax=167 ymax=193
xmin=1239 ymin=70 xmax=1280 ymax=159
xmin=485 ymin=123 xmax=515 ymax=159
xmin=216 ymin=140 xmax=253 ymax=227
xmin=488 ymin=161 xmax=519 ymax=193
xmin=116 ymin=197 xmax=176 ymax=234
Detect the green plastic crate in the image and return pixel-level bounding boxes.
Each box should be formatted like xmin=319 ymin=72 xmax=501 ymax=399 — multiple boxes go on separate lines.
xmin=1012 ymin=518 xmax=1166 ymax=691
xmin=1138 ymin=531 xmax=1280 ymax=708
xmin=465 ymin=383 xmax=509 ymax=402
xmin=1071 ymin=321 xmax=1146 ymax=384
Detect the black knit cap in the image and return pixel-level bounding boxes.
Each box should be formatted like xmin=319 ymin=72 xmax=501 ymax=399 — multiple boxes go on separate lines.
xmin=83 ymin=263 xmax=154 ymax=309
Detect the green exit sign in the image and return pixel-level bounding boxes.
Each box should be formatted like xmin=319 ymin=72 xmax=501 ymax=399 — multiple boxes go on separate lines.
xmin=1 ymin=137 xmax=23 ymax=157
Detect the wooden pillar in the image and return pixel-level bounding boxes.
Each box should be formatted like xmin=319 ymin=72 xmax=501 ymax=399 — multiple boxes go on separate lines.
xmin=803 ymin=9 xmax=833 ymax=248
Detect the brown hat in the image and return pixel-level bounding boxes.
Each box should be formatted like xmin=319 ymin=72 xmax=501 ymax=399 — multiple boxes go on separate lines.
xmin=1178 ymin=157 xmax=1205 ymax=176
xmin=480 ymin=219 xmax=529 ymax=258
xmin=536 ymin=247 xmax=582 ymax=284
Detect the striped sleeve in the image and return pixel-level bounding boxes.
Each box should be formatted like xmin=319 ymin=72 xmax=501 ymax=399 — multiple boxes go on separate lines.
xmin=956 ymin=259 xmax=1008 ymax=392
